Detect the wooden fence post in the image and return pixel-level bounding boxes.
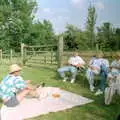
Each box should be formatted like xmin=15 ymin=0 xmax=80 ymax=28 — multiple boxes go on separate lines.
xmin=10 ymin=49 xmax=13 ymax=62
xmin=58 ymin=35 xmax=63 ymax=68
xmin=96 ymin=43 xmax=99 ymax=53
xmin=21 ymin=43 xmax=24 ymax=65
xmin=44 ymin=55 xmax=47 ymax=64
xmin=0 ymin=49 xmax=2 ymax=61
xmin=51 ymin=49 xmax=53 ymax=64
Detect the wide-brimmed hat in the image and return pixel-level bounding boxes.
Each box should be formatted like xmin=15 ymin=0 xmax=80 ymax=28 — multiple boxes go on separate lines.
xmin=9 ymin=64 xmax=22 ymax=73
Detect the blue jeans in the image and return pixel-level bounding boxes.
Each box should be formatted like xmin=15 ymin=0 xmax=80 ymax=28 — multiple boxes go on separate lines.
xmin=99 ymin=71 xmax=107 ymax=91
xmin=99 ymin=66 xmax=109 ymax=91
xmin=57 ymin=66 xmax=77 ymax=80
xmin=86 ymin=68 xmax=97 ymax=87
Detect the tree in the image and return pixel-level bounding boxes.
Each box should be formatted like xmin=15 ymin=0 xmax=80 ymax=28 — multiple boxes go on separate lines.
xmin=63 ymin=24 xmax=90 ymax=51
xmin=63 ymin=24 xmax=79 ymax=50
xmin=96 ymin=22 xmax=115 ymax=51
xmin=27 ymin=20 xmax=56 ymax=47
xmin=86 ymin=4 xmax=97 ymax=49
xmin=0 ymin=0 xmax=36 ymax=51
xmin=114 ymin=28 xmax=120 ymax=50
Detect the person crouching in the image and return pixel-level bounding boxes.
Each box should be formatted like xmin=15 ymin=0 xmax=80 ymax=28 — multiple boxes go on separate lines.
xmin=0 ymin=64 xmax=34 ymax=107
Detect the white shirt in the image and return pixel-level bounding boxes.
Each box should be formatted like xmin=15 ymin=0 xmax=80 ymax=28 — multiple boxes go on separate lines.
xmin=111 ymin=60 xmax=120 ymax=74
xmin=91 ymin=59 xmax=101 ymax=70
xmin=98 ymin=58 xmax=109 ymax=68
xmin=68 ymin=56 xmax=85 ymax=66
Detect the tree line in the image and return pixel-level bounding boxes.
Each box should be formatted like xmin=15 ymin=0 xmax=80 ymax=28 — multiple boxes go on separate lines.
xmin=0 ymin=0 xmax=120 ymax=52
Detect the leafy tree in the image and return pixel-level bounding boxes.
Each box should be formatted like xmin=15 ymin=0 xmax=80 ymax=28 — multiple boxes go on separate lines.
xmin=96 ymin=22 xmax=115 ymax=51
xmin=114 ymin=28 xmax=120 ymax=50
xmin=63 ymin=24 xmax=79 ymax=50
xmin=63 ymin=24 xmax=90 ymax=51
xmin=0 ymin=0 xmax=36 ymax=51
xmin=75 ymin=31 xmax=90 ymax=50
xmin=86 ymin=4 xmax=97 ymax=49
xmin=28 ymin=20 xmax=56 ymax=47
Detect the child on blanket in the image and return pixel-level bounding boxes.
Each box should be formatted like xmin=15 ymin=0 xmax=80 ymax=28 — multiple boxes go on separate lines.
xmin=0 ymin=64 xmax=38 ymax=107
xmin=105 ymin=52 xmax=120 ymax=105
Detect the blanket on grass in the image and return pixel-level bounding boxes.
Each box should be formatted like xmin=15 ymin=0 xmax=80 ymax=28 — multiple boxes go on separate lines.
xmin=1 ymin=87 xmax=93 ymax=120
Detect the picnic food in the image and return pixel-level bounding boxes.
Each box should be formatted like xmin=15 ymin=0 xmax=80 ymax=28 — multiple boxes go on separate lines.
xmin=52 ymin=93 xmax=60 ymax=98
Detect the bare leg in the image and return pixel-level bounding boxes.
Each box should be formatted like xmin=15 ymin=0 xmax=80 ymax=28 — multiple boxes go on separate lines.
xmin=16 ymin=89 xmax=30 ymax=102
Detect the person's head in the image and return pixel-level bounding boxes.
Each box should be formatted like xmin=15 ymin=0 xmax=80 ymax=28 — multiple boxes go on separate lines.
xmin=97 ymin=51 xmax=104 ymax=58
xmin=73 ymin=52 xmax=79 ymax=57
xmin=115 ymin=52 xmax=120 ymax=60
xmin=92 ymin=55 xmax=97 ymax=58
xmin=9 ymin=64 xmax=22 ymax=76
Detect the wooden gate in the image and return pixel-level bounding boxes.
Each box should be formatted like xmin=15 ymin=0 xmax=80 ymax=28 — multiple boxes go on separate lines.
xmin=21 ymin=36 xmax=64 ymax=69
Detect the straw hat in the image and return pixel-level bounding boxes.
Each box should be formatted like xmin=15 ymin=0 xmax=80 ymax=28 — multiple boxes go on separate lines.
xmin=9 ymin=64 xmax=22 ymax=73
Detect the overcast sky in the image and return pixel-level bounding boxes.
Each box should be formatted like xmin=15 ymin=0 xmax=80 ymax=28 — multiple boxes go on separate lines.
xmin=34 ymin=0 xmax=120 ymax=34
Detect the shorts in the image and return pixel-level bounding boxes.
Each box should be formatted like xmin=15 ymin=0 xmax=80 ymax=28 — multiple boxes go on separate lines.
xmin=4 ymin=96 xmax=19 ymax=107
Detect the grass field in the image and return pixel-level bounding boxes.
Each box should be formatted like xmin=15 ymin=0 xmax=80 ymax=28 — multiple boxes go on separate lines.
xmin=0 ymin=64 xmax=120 ymax=120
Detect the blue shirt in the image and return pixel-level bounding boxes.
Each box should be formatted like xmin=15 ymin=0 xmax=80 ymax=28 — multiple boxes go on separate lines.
xmin=111 ymin=60 xmax=120 ymax=75
xmin=0 ymin=74 xmax=26 ymax=100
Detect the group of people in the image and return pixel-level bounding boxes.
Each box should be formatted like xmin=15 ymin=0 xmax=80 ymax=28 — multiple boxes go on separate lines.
xmin=57 ymin=52 xmax=120 ymax=105
xmin=0 ymin=51 xmax=119 ymax=108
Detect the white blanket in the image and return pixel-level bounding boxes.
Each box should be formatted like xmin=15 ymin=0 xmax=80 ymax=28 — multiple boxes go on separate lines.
xmin=1 ymin=87 xmax=93 ymax=120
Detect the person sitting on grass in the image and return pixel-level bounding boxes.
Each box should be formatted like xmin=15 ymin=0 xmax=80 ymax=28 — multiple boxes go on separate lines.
xmin=105 ymin=52 xmax=120 ymax=105
xmin=57 ymin=52 xmax=85 ymax=83
xmin=0 ymin=64 xmax=35 ymax=107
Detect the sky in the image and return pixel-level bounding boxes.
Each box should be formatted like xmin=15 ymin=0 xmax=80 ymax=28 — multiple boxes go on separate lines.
xmin=34 ymin=0 xmax=120 ymax=34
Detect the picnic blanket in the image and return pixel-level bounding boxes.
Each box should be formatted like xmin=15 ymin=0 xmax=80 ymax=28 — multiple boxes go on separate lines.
xmin=0 ymin=87 xmax=93 ymax=120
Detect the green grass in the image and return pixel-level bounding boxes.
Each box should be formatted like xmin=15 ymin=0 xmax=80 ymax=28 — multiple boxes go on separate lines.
xmin=0 ymin=64 xmax=120 ymax=120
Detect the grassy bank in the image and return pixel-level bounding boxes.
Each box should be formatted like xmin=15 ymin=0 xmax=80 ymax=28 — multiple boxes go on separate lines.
xmin=0 ymin=65 xmax=119 ymax=120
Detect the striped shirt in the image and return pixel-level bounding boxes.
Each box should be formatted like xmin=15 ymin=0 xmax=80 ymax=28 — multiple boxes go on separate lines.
xmin=111 ymin=60 xmax=120 ymax=75
xmin=0 ymin=74 xmax=26 ymax=100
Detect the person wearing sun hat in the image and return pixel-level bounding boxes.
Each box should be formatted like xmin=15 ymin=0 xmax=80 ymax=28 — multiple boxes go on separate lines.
xmin=105 ymin=52 xmax=120 ymax=105
xmin=0 ymin=64 xmax=33 ymax=107
xmin=9 ymin=64 xmax=22 ymax=73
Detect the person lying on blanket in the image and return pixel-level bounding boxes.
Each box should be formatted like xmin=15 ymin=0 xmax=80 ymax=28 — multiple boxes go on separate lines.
xmin=0 ymin=64 xmax=39 ymax=107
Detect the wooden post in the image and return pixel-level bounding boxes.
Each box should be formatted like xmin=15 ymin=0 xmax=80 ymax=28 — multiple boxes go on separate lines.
xmin=96 ymin=43 xmax=99 ymax=53
xmin=32 ymin=47 xmax=36 ymax=56
xmin=58 ymin=35 xmax=63 ymax=68
xmin=51 ymin=49 xmax=53 ymax=64
xmin=10 ymin=49 xmax=13 ymax=62
xmin=21 ymin=43 xmax=24 ymax=64
xmin=0 ymin=49 xmax=2 ymax=61
xmin=44 ymin=55 xmax=47 ymax=64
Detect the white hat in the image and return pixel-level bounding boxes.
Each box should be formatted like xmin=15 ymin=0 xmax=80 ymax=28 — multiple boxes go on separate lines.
xmin=9 ymin=64 xmax=22 ymax=73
